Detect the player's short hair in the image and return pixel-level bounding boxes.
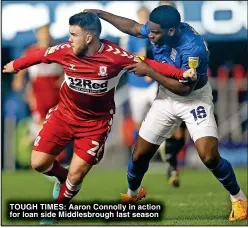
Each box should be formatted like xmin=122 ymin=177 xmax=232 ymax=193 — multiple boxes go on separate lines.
xmin=69 ymin=12 xmax=102 ymax=37
xmin=149 ymin=5 xmax=181 ymax=29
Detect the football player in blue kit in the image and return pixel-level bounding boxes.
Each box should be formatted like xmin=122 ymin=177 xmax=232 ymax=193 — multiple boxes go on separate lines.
xmin=84 ymin=5 xmax=247 ymax=221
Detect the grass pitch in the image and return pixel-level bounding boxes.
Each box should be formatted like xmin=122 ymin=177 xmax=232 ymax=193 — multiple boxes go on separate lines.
xmin=2 ymin=167 xmax=247 ymax=225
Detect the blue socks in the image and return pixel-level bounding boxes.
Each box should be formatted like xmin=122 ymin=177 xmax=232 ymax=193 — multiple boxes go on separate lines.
xmin=127 ymin=155 xmax=150 ymax=191
xmin=133 ymin=129 xmax=139 ymax=142
xmin=209 ymin=157 xmax=240 ymax=195
xmin=127 ymin=151 xmax=240 ymax=196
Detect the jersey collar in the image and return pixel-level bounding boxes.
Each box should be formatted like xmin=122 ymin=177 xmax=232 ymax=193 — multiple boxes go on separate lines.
xmin=97 ymin=42 xmax=105 ymax=53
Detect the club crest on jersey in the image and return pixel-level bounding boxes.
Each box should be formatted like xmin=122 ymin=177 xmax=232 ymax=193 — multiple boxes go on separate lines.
xmin=188 ymin=57 xmax=199 ymax=69
xmin=98 ymin=66 xmax=108 ymax=77
xmin=69 ymin=64 xmax=75 ymax=71
xmin=134 ymin=55 xmax=145 ymax=62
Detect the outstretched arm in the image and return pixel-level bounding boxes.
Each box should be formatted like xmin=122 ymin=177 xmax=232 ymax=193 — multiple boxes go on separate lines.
xmin=125 ymin=58 xmax=197 ymax=96
xmin=84 ymin=9 xmax=145 ymax=38
xmin=3 ymin=49 xmax=46 ymax=73
xmin=3 ymin=42 xmax=70 ymax=74
xmin=106 ymin=42 xmax=196 ymax=94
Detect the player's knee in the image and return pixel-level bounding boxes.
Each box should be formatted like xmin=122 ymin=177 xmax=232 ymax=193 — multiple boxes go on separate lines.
xmin=132 ymin=153 xmax=141 ymax=163
xmin=67 ymin=165 xmax=89 ymax=185
xmin=132 ymin=144 xmax=147 ymax=163
xmin=31 ymin=150 xmax=55 ymax=172
xmin=67 ymin=171 xmax=84 ymax=185
xmin=201 ymin=154 xmax=220 ymax=169
xmin=132 ymin=146 xmax=153 ymax=164
xmin=196 ymin=137 xmax=220 ymax=169
xmin=31 ymin=159 xmax=50 ymax=172
xmin=132 ymin=137 xmax=159 ymax=163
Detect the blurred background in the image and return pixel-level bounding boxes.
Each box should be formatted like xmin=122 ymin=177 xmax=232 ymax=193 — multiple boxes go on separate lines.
xmin=1 ymin=0 xmax=248 ymax=172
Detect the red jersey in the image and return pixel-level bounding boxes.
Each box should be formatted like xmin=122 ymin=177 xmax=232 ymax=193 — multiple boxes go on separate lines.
xmin=14 ymin=40 xmax=184 ymax=122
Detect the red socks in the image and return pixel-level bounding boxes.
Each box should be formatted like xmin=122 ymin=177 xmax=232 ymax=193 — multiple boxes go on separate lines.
xmin=43 ymin=160 xmax=68 ymax=183
xmin=55 ymin=178 xmax=82 ymax=204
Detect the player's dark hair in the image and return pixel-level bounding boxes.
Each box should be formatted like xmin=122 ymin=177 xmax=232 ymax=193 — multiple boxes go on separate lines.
xmin=69 ymin=12 xmax=102 ymax=37
xmin=149 ymin=5 xmax=181 ymax=29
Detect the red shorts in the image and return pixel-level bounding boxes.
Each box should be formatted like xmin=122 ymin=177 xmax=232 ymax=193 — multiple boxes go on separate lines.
xmin=33 ymin=105 xmax=113 ymax=165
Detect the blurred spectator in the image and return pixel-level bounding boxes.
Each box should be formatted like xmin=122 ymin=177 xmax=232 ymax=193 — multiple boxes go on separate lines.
xmin=12 ymin=24 xmax=66 ymax=162
xmin=159 ymin=1 xmax=177 ymax=8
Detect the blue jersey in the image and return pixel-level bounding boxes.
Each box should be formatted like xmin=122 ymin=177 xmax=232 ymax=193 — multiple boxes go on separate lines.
xmin=127 ymin=36 xmax=156 ymax=88
xmin=140 ymin=22 xmax=209 ymax=91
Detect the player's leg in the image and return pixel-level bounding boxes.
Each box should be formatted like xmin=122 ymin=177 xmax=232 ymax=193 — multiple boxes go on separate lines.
xmin=55 ymin=133 xmax=107 ymax=204
xmin=34 ymin=108 xmax=71 ymax=225
xmin=122 ymin=93 xmax=180 ymax=202
xmin=165 ymin=123 xmax=186 ymax=187
xmin=182 ymin=84 xmax=247 ymax=221
xmin=39 ymin=89 xmax=67 ymax=164
xmin=33 ymin=144 xmax=69 ymax=225
xmin=55 ymin=152 xmax=92 ymax=204
xmin=194 ymin=136 xmax=247 ymax=221
xmin=31 ymin=105 xmax=71 ymax=187
xmin=123 ymin=136 xmax=159 ymax=202
xmin=31 ymin=150 xmax=68 ymax=184
xmin=38 ymin=151 xmax=69 ymax=225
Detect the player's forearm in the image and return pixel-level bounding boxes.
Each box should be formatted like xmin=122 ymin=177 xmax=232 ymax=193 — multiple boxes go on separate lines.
xmin=97 ymin=10 xmax=142 ymax=37
xmin=145 ymin=67 xmax=191 ymax=96
xmin=145 ymin=59 xmax=185 ymax=80
xmin=13 ymin=49 xmax=46 ymax=71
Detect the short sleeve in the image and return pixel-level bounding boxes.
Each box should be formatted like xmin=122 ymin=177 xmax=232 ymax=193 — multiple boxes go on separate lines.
xmin=42 ymin=42 xmax=71 ymax=64
xmin=179 ymin=46 xmax=205 ymax=84
xmin=140 ymin=22 xmax=150 ymax=38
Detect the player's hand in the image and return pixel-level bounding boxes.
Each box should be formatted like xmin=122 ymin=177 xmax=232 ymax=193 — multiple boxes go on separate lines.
xmin=3 ymin=61 xmax=18 ymax=74
xmin=144 ymin=76 xmax=153 ymax=82
xmin=125 ymin=60 xmax=152 ymax=76
xmin=183 ymin=68 xmax=197 ymax=81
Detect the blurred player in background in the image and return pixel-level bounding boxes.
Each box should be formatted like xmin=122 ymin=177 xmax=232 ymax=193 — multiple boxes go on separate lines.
xmin=86 ymin=5 xmax=247 ymax=221
xmin=159 ymin=1 xmax=177 ymax=8
xmin=3 ymin=12 xmax=194 ymax=225
xmin=159 ymin=0 xmax=187 ymax=188
xmin=125 ymin=6 xmax=158 ymax=148
xmin=12 ymin=25 xmax=65 ymax=161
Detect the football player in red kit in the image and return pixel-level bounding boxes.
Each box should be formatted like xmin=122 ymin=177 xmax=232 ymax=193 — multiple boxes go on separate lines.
xmin=3 ymin=12 xmax=195 ymax=224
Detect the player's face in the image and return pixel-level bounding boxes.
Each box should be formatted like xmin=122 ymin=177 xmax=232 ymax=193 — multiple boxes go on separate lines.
xmin=69 ymin=25 xmax=92 ymax=56
xmin=148 ymin=21 xmax=174 ymax=46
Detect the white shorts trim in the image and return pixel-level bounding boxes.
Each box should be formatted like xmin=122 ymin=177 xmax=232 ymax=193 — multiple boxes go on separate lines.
xmin=191 ymin=126 xmax=218 ymax=142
